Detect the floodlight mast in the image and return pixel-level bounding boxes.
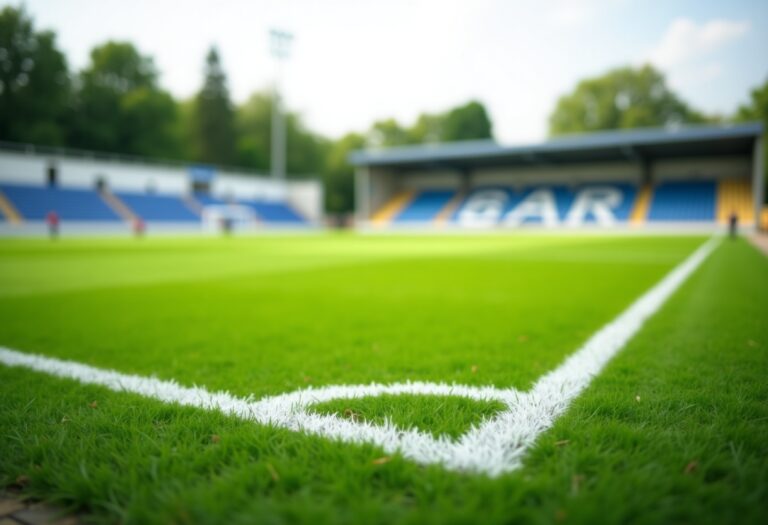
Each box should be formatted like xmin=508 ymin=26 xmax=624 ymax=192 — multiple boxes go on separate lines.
xmin=270 ymin=29 xmax=293 ymax=182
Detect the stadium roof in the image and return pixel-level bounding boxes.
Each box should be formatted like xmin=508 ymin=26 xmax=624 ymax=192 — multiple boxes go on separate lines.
xmin=349 ymin=122 xmax=763 ymax=170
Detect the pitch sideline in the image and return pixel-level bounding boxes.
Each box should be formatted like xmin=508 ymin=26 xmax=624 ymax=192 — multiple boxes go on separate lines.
xmin=0 ymin=237 xmax=721 ymax=476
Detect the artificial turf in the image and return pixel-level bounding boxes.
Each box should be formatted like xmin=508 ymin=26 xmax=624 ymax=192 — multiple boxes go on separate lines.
xmin=0 ymin=233 xmax=765 ymax=524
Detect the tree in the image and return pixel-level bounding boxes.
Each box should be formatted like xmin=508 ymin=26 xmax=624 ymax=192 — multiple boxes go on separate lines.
xmin=735 ymin=77 xmax=768 ymax=202
xmin=0 ymin=6 xmax=70 ymax=146
xmin=549 ymin=65 xmax=709 ymax=136
xmin=408 ymin=113 xmax=443 ymax=144
xmin=69 ymin=41 xmax=180 ymax=158
xmin=735 ymin=78 xmax=768 ymax=123
xmin=440 ymin=100 xmax=493 ymax=141
xmin=367 ymin=118 xmax=410 ymax=148
xmin=323 ymin=132 xmax=365 ymax=214
xmin=192 ymin=46 xmax=236 ymax=165
xmin=120 ymin=88 xmax=180 ymax=158
xmin=235 ymin=90 xmax=329 ymax=176
xmin=366 ymin=101 xmax=494 ymax=148
xmin=235 ymin=92 xmax=272 ymax=171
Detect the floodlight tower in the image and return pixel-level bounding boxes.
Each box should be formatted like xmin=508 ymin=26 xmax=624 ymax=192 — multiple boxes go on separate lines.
xmin=270 ymin=29 xmax=293 ymax=182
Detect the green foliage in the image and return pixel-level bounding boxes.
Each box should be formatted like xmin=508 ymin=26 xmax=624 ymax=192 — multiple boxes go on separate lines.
xmin=441 ymin=100 xmax=493 ymax=141
xmin=368 ymin=118 xmax=412 ymax=148
xmin=734 ymin=77 xmax=768 ymax=202
xmin=735 ymin=78 xmax=768 ymax=122
xmin=235 ymin=92 xmax=272 ymax=171
xmin=192 ymin=47 xmax=236 ymax=165
xmin=0 ymin=235 xmax=766 ymax=524
xmin=323 ymin=132 xmax=365 ymax=214
xmin=284 ymin=113 xmax=329 ymax=176
xmin=234 ymin=90 xmax=329 ymax=177
xmin=69 ymin=41 xmax=181 ymax=158
xmin=0 ymin=6 xmax=70 ymax=146
xmin=549 ymin=65 xmax=709 ymax=136
xmin=367 ymin=100 xmax=494 ymax=148
xmin=120 ymin=88 xmax=180 ymax=159
xmin=408 ymin=113 xmax=443 ymax=143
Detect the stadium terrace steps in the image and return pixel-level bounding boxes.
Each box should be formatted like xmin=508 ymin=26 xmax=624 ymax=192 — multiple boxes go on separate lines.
xmin=433 ymin=191 xmax=465 ymax=227
xmin=716 ymin=178 xmax=754 ymax=225
xmin=370 ymin=190 xmax=416 ymax=226
xmin=0 ymin=188 xmax=22 ymax=224
xmin=0 ymin=183 xmax=121 ymax=221
xmin=113 ymin=191 xmax=200 ymax=222
xmin=394 ymin=190 xmax=456 ymax=223
xmin=629 ymin=184 xmax=652 ymax=226
xmin=182 ymin=194 xmax=204 ymax=217
xmin=99 ymin=189 xmax=137 ymax=223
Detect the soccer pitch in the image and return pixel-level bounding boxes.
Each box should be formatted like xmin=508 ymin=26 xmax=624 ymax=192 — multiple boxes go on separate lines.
xmin=0 ymin=233 xmax=766 ymax=524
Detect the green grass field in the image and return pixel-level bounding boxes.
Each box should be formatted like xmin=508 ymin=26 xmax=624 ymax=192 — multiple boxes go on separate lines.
xmin=0 ymin=233 xmax=766 ymax=524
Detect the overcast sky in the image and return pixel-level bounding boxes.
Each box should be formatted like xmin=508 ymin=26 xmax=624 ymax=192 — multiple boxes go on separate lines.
xmin=8 ymin=0 xmax=768 ymax=142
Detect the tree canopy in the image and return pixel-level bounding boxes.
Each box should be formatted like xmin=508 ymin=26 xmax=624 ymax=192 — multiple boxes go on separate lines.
xmin=0 ymin=6 xmax=70 ymax=146
xmin=441 ymin=101 xmax=493 ymax=141
xmin=735 ymin=77 xmax=768 ymax=200
xmin=323 ymin=132 xmax=365 ymax=214
xmin=69 ymin=41 xmax=180 ymax=157
xmin=367 ymin=100 xmax=494 ymax=148
xmin=191 ymin=47 xmax=236 ymax=165
xmin=549 ymin=65 xmax=709 ymax=136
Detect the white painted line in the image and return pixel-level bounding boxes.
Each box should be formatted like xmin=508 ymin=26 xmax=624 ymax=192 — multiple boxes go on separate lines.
xmin=0 ymin=237 xmax=720 ymax=476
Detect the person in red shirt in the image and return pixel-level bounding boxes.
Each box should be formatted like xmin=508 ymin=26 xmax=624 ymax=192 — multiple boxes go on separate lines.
xmin=46 ymin=210 xmax=59 ymax=239
xmin=133 ymin=217 xmax=146 ymax=238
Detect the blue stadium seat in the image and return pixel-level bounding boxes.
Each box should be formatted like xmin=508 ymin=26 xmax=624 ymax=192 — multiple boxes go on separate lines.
xmin=0 ymin=183 xmax=120 ymax=221
xmin=395 ymin=190 xmax=455 ymax=222
xmin=239 ymin=200 xmax=306 ymax=224
xmin=115 ymin=191 xmax=199 ymax=222
xmin=647 ymin=181 xmax=716 ymax=222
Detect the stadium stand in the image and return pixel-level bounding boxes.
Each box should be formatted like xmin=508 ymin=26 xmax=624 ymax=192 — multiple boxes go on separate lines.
xmin=647 ymin=181 xmax=716 ymax=222
xmin=369 ymin=180 xmax=747 ymax=227
xmin=629 ymin=184 xmax=652 ymax=225
xmin=350 ymin=123 xmax=763 ymax=231
xmin=716 ymin=178 xmax=754 ymax=225
xmin=447 ymin=183 xmax=637 ymax=224
xmin=394 ymin=190 xmax=456 ymax=223
xmin=371 ymin=190 xmax=415 ymax=226
xmin=113 ymin=191 xmax=200 ymax=222
xmin=0 ymin=188 xmax=22 ymax=223
xmin=239 ymin=199 xmax=307 ymax=224
xmin=0 ymin=183 xmax=120 ymax=221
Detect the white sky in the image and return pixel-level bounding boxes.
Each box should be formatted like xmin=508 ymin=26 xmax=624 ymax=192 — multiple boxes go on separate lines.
xmin=9 ymin=0 xmax=768 ymax=142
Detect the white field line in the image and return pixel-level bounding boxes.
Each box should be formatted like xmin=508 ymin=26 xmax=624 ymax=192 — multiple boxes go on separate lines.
xmin=0 ymin=237 xmax=720 ymax=477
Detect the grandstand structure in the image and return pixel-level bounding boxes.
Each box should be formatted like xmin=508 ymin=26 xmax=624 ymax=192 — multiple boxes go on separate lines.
xmin=350 ymin=123 xmax=765 ymax=231
xmin=0 ymin=142 xmax=321 ymax=234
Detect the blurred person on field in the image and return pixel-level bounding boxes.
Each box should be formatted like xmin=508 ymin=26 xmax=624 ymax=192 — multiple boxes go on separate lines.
xmin=133 ymin=217 xmax=146 ymax=238
xmin=46 ymin=210 xmax=59 ymax=239
xmin=729 ymin=211 xmax=739 ymax=239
